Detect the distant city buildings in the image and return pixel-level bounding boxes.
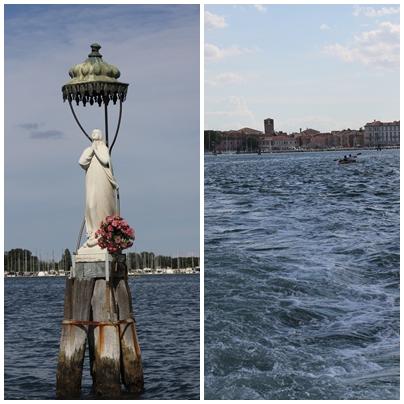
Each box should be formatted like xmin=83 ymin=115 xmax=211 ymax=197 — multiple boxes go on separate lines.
xmin=205 ymin=117 xmax=400 ymax=153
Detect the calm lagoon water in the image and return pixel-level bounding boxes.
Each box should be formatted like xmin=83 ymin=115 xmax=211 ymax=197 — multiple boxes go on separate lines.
xmin=205 ymin=150 xmax=399 ymax=399
xmin=5 ymin=274 xmax=200 ymax=400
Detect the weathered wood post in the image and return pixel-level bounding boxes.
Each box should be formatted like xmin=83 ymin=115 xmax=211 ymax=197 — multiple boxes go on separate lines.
xmin=56 ymin=44 xmax=144 ymax=399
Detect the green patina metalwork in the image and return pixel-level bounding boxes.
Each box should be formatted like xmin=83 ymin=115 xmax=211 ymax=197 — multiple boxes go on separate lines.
xmin=62 ymin=43 xmax=129 ymax=106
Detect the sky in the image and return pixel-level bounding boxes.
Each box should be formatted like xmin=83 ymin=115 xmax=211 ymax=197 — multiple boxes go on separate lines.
xmin=4 ymin=4 xmax=200 ymax=258
xmin=205 ymin=4 xmax=400 ymax=133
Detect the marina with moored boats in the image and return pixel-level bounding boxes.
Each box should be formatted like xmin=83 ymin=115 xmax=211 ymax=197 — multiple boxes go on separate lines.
xmin=4 ymin=248 xmax=200 ymax=277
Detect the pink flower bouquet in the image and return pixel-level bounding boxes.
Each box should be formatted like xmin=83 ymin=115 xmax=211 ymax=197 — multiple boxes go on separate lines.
xmin=95 ymin=215 xmax=135 ymax=254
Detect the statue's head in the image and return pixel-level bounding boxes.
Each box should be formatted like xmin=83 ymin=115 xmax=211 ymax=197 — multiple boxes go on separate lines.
xmin=91 ymin=129 xmax=103 ymax=141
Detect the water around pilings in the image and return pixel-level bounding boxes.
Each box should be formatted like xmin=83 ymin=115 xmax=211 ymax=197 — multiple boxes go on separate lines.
xmin=5 ymin=275 xmax=200 ymax=399
xmin=205 ymin=150 xmax=399 ymax=399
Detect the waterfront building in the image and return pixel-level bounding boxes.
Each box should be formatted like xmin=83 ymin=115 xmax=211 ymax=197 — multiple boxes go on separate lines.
xmin=293 ymin=129 xmax=319 ymax=149
xmin=364 ymin=120 xmax=400 ymax=147
xmin=300 ymin=128 xmax=321 ymax=136
xmin=310 ymin=133 xmax=333 ymax=149
xmin=217 ymin=127 xmax=263 ymax=152
xmin=331 ymin=129 xmax=364 ymax=148
xmin=294 ymin=132 xmax=329 ymax=149
xmin=259 ymin=134 xmax=297 ymax=152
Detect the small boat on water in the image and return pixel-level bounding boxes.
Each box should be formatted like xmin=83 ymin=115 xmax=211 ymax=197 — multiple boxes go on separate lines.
xmin=338 ymin=158 xmax=357 ymax=164
xmin=337 ymin=152 xmax=361 ymax=165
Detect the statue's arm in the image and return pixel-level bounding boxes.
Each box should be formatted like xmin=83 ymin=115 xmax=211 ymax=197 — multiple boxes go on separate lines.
xmin=93 ymin=143 xmax=110 ymax=167
xmin=79 ymin=147 xmax=94 ymax=170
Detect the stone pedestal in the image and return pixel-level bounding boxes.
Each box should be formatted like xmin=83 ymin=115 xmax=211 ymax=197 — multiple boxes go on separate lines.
xmin=73 ymin=253 xmax=126 ymax=279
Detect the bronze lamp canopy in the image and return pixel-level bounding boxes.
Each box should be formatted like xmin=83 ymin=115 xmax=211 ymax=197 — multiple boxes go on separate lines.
xmin=62 ymin=43 xmax=128 ymax=107
xmin=62 ymin=43 xmax=128 ymax=150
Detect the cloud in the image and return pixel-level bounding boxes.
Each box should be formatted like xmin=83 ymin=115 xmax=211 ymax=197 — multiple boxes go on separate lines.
xmin=254 ymin=5 xmax=267 ymax=13
xmin=353 ymin=5 xmax=400 ymax=18
xmin=19 ymin=123 xmax=40 ymax=130
xmin=205 ymin=11 xmax=227 ymax=29
xmin=30 ymin=129 xmax=65 ymax=139
xmin=206 ymin=72 xmax=243 ymax=86
xmin=205 ymin=42 xmax=256 ymax=61
xmin=320 ymin=23 xmax=330 ymax=31
xmin=18 ymin=122 xmax=64 ymax=139
xmin=205 ymin=96 xmax=258 ymax=129
xmin=324 ymin=21 xmax=399 ymax=68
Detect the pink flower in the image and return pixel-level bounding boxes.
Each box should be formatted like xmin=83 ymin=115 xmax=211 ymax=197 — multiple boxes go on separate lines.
xmin=97 ymin=215 xmax=134 ymax=252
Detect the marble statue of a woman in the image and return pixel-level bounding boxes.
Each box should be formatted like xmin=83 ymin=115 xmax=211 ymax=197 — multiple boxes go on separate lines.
xmin=77 ymin=129 xmax=119 ymax=257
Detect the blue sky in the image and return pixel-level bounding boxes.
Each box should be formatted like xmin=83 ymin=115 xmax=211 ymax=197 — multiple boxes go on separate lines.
xmin=5 ymin=4 xmax=200 ymax=258
xmin=205 ymin=4 xmax=400 ymax=133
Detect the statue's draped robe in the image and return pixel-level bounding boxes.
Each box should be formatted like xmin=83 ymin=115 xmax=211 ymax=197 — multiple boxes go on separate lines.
xmin=79 ymin=141 xmax=119 ymax=247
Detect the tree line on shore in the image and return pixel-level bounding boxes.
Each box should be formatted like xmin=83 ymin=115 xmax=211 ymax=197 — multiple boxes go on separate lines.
xmin=4 ymin=248 xmax=200 ymax=273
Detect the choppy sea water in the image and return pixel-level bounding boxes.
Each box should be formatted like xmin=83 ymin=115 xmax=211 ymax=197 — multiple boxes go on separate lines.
xmin=205 ymin=150 xmax=399 ymax=399
xmin=5 ymin=275 xmax=200 ymax=399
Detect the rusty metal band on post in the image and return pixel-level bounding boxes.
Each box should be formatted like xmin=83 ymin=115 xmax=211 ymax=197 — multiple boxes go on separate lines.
xmin=62 ymin=318 xmax=135 ymax=327
xmin=68 ymin=99 xmax=92 ymax=142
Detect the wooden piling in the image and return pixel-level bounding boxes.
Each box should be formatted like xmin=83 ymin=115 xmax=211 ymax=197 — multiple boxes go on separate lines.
xmin=90 ymin=279 xmax=121 ymax=397
xmin=56 ymin=255 xmax=144 ymax=399
xmin=56 ymin=278 xmax=95 ymax=398
xmin=116 ymin=279 xmax=144 ymax=393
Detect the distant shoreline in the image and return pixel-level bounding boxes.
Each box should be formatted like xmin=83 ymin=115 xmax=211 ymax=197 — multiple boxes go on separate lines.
xmin=205 ymin=146 xmax=399 ymax=156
